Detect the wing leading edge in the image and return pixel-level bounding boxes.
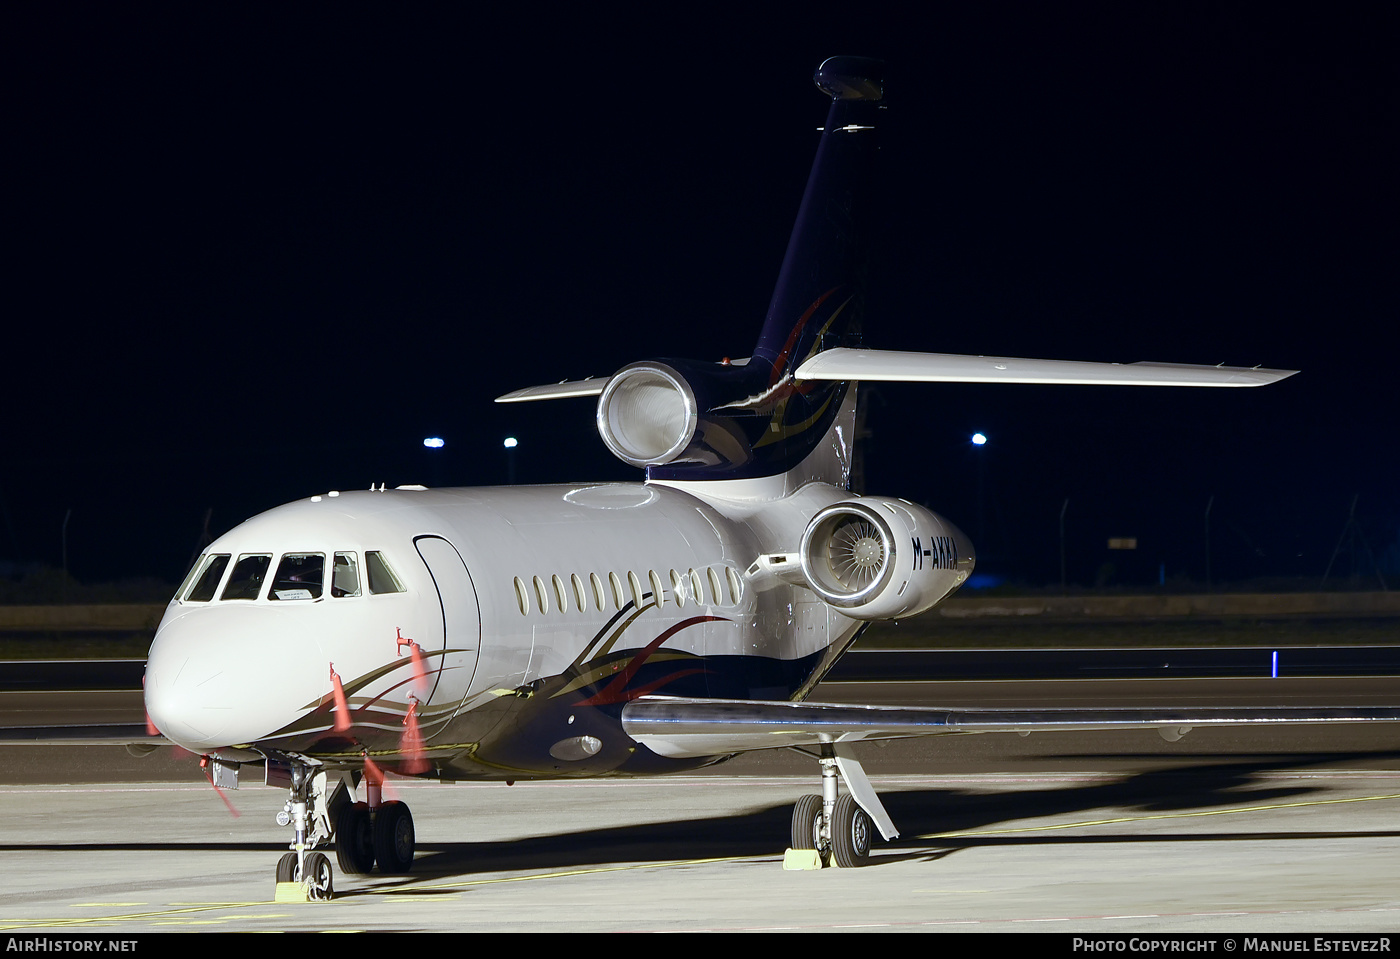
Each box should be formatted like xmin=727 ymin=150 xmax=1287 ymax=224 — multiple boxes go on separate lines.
xmin=621 ymin=697 xmax=1400 ymax=759
xmin=794 ymin=348 xmax=1297 ymax=387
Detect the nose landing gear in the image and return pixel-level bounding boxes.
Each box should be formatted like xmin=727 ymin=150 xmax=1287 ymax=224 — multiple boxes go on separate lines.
xmin=272 ymin=760 xmax=336 ymax=901
xmin=276 ymin=850 xmax=334 ymax=900
xmin=271 ymin=756 xmax=420 ymax=899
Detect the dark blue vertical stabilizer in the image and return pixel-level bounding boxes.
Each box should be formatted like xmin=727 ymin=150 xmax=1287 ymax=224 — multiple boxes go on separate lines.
xmin=753 ymin=57 xmax=885 ymax=375
xmin=645 ymin=58 xmax=885 ymax=486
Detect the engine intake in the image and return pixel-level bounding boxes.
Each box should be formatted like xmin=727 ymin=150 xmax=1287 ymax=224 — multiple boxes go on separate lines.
xmin=595 ymin=363 xmax=699 ymax=468
xmin=800 ymin=498 xmax=974 ymax=620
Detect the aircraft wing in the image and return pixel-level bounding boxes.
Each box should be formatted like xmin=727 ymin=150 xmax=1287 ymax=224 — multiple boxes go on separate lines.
xmin=495 ymin=378 xmax=609 ymax=403
xmin=621 ymin=697 xmax=1400 ymax=759
xmin=793 ymin=348 xmax=1297 ymax=387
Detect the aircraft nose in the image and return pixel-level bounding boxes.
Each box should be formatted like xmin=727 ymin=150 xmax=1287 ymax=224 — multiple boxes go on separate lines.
xmin=145 ymin=606 xmax=323 ymax=752
xmin=145 ymin=621 xmax=235 ymax=751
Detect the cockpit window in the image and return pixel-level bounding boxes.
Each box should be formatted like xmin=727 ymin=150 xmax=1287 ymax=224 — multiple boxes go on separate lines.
xmin=332 ymin=552 xmax=361 ymax=597
xmin=221 ymin=554 xmax=272 ymax=601
xmin=269 ymin=553 xmax=324 ymax=601
xmin=184 ymin=554 xmax=230 ymax=602
xmin=366 ymin=551 xmax=404 ymax=594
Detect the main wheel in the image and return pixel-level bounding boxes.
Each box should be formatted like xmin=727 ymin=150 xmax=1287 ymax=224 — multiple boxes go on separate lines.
xmin=275 ymin=852 xmax=298 ymax=883
xmin=830 ymin=794 xmax=872 ymax=867
xmin=373 ymin=800 xmax=416 ymax=873
xmin=304 ymin=852 xmax=334 ymax=900
xmin=790 ymin=794 xmax=823 ymax=850
xmin=335 ymin=802 xmax=375 ymax=875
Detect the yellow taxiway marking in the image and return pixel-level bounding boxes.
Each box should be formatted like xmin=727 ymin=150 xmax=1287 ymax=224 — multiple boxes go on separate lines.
xmin=1 ymin=858 xmax=750 ymax=930
xmin=918 ymin=792 xmax=1400 ymax=840
xmin=407 ymin=856 xmax=749 ymax=892
xmin=0 ymin=902 xmax=284 ymax=931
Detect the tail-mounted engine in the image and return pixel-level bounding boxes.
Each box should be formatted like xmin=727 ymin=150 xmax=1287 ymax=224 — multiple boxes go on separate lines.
xmin=596 ymin=359 xmax=828 ymax=475
xmin=799 ymin=497 xmax=974 ymax=620
xmin=595 ymin=362 xmax=700 ymax=468
xmin=592 ymin=350 xmax=857 ymax=480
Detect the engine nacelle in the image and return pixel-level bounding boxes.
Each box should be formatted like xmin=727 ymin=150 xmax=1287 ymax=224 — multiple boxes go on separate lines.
xmin=799 ymin=497 xmax=974 ymax=620
xmin=595 ymin=362 xmax=699 ymax=468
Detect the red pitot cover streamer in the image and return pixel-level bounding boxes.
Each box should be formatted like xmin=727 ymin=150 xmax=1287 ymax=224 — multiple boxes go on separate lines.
xmin=362 ymin=753 xmax=397 ymax=802
xmin=329 ymin=663 xmax=351 ymax=731
xmin=408 ymin=642 xmax=427 ymax=693
xmin=199 ymin=755 xmax=241 ymax=818
xmin=396 ymin=628 xmax=428 ymax=695
xmin=142 ymin=676 xmax=158 ymax=736
xmin=399 ymin=697 xmax=428 ymax=775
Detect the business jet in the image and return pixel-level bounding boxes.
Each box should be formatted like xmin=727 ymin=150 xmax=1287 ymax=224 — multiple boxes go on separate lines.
xmin=11 ymin=57 xmax=1396 ymax=900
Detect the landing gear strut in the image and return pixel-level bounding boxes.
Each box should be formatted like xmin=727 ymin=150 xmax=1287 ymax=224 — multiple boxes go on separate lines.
xmin=274 ymin=760 xmax=336 ymax=900
xmin=787 ymin=743 xmax=889 ymax=868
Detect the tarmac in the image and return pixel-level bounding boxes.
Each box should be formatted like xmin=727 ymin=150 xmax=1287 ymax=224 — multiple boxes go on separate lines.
xmin=2 ymin=676 xmax=1399 ymax=933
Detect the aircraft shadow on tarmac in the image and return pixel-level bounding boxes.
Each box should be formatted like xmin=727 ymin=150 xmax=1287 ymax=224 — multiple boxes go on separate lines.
xmin=3 ymin=752 xmax=1397 ymax=888
xmin=380 ymin=751 xmax=1400 ymax=883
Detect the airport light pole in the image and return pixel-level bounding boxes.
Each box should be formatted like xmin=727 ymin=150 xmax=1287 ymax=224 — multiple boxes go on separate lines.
xmin=972 ymin=433 xmax=987 ymax=555
xmin=1059 ymin=497 xmax=1069 ymax=595
xmin=423 ymin=437 xmax=445 ymax=487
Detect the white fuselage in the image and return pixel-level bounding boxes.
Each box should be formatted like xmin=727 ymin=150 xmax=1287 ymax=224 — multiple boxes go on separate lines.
xmin=145 ymin=480 xmax=864 ymax=779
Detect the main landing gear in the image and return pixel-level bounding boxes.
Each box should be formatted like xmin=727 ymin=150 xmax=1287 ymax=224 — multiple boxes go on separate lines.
xmin=334 ymin=792 xmax=416 ymax=875
xmin=786 ymin=743 xmax=893 ymax=868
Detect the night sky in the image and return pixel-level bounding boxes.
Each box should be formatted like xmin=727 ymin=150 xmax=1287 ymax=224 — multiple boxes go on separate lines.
xmin=5 ymin=6 xmax=1397 ymax=591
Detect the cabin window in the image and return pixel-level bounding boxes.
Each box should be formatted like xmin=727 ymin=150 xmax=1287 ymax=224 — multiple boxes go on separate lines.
xmin=627 ymin=571 xmax=643 ymax=609
xmin=590 ymin=572 xmax=605 ymax=611
xmin=707 ymin=567 xmax=722 ymax=605
xmin=670 ymin=569 xmax=686 ymax=608
xmin=648 ymin=569 xmax=665 ymax=608
xmin=184 ymin=554 xmax=230 ymax=602
xmin=533 ymin=575 xmax=549 ymax=614
xmin=570 ymin=573 xmax=587 ymax=612
xmin=331 ymin=552 xmax=361 ymax=597
xmin=609 ymin=572 xmax=624 ymax=609
xmin=269 ymin=553 xmax=324 ymax=601
xmin=552 ymin=574 xmax=568 ymax=614
xmin=221 ymin=554 xmax=272 ymax=601
xmin=366 ymin=551 xmax=405 ymax=594
xmin=514 ymin=577 xmax=529 ymax=615
xmin=726 ymin=566 xmax=743 ymax=605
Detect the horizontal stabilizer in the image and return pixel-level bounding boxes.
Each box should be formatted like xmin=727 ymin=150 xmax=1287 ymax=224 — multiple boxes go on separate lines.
xmin=794 ymin=347 xmax=1297 ymax=387
xmin=495 ymin=378 xmax=608 ymax=403
xmin=622 ymin=697 xmax=1398 ymax=758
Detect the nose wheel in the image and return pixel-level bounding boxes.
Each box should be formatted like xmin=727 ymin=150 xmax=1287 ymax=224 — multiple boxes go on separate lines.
xmin=276 ymin=851 xmax=334 ymax=901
